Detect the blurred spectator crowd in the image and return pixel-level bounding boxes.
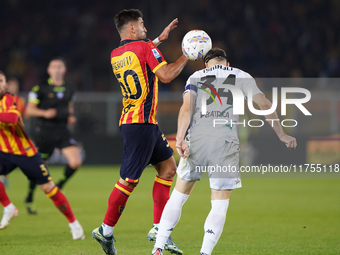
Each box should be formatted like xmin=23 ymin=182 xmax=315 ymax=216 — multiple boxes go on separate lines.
xmin=0 ymin=0 xmax=339 ymax=92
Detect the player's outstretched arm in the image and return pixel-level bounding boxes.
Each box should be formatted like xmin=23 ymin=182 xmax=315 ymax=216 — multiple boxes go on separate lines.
xmin=155 ymin=55 xmax=188 ymax=84
xmin=252 ymin=93 xmax=297 ymax=150
xmin=176 ymin=92 xmax=191 ymax=158
xmin=153 ymin=18 xmax=178 ymax=46
xmin=26 ymin=101 xmax=57 ymax=119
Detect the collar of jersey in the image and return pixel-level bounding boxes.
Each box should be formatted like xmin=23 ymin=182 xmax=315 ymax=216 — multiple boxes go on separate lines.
xmin=47 ymin=77 xmax=65 ymax=86
xmin=119 ymin=38 xmax=148 ymax=47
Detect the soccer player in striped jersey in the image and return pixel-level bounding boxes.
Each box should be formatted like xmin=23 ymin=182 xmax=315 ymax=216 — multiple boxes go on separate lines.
xmin=0 ymin=71 xmax=85 ymax=239
xmin=92 ymin=9 xmax=188 ymax=255
xmin=0 ymin=77 xmax=26 ymax=187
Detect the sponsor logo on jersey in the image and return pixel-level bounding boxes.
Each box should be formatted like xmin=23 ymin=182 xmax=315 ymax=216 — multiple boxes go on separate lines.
xmin=152 ymin=48 xmax=161 ymax=59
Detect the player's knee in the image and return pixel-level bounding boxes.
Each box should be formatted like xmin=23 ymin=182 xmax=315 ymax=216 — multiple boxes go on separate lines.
xmin=163 ymin=166 xmax=177 ymax=179
xmin=68 ymin=158 xmax=82 ymax=169
xmin=119 ymin=178 xmax=138 ymax=188
xmin=39 ymin=181 xmax=55 ymax=193
xmin=130 ymin=182 xmax=138 ymax=188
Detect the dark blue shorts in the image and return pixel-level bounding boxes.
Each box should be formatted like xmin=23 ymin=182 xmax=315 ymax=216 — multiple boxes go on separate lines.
xmin=119 ymin=124 xmax=173 ymax=183
xmin=0 ymin=151 xmax=52 ymax=185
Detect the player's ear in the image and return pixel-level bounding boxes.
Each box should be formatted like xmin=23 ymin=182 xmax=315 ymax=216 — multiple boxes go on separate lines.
xmin=227 ymin=62 xmax=230 ymax=67
xmin=130 ymin=22 xmax=136 ymax=34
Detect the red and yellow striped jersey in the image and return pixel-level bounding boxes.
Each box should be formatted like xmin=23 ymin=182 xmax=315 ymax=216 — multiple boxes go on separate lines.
xmin=111 ymin=39 xmax=167 ymax=125
xmin=0 ymin=93 xmax=37 ymax=156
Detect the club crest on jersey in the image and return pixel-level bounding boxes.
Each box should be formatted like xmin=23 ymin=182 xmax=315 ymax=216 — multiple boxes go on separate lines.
xmin=56 ymin=91 xmax=64 ymax=99
xmin=152 ymin=48 xmax=161 ymax=59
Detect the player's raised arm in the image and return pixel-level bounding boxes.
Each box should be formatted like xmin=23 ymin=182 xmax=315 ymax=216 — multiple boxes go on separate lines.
xmin=252 ymin=93 xmax=297 ymax=150
xmin=153 ymin=18 xmax=178 ymax=46
xmin=155 ymin=55 xmax=188 ymax=84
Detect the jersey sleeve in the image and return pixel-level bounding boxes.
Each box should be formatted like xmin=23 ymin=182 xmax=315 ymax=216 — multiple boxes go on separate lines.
xmin=144 ymin=40 xmax=167 ymax=73
xmin=28 ymin=85 xmax=42 ymax=104
xmin=239 ymin=72 xmax=263 ymax=100
xmin=183 ymin=72 xmax=199 ymax=97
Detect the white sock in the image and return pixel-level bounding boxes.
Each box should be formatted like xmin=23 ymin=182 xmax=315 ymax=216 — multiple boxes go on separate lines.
xmin=4 ymin=203 xmax=15 ymax=212
xmin=68 ymin=219 xmax=81 ymax=229
xmin=200 ymin=199 xmax=229 ymax=255
xmin=102 ymin=222 xmax=114 ymax=237
xmin=154 ymin=189 xmax=189 ymax=249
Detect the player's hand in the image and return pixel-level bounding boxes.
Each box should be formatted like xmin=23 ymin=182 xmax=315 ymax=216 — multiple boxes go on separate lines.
xmin=44 ymin=108 xmax=57 ymax=119
xmin=68 ymin=115 xmax=77 ymax=125
xmin=158 ymin=18 xmax=178 ymax=42
xmin=280 ymin=134 xmax=297 ymax=150
xmin=176 ymin=140 xmax=189 ymax=158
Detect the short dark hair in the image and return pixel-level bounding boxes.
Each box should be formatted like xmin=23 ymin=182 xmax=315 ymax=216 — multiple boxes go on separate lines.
xmin=0 ymin=70 xmax=5 ymax=76
xmin=49 ymin=57 xmax=67 ymax=67
xmin=203 ymin=48 xmax=227 ymax=63
xmin=114 ymin=9 xmax=143 ymax=33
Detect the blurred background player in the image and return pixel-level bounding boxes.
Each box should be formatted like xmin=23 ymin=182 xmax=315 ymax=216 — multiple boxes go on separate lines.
xmin=7 ymin=77 xmax=26 ymax=115
xmin=91 ymin=9 xmax=188 ymax=255
xmin=0 ymin=70 xmax=84 ymax=239
xmin=152 ymin=48 xmax=297 ymax=255
xmin=24 ymin=58 xmax=82 ymax=214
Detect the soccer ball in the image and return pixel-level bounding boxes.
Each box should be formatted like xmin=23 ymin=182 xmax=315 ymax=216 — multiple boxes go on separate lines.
xmin=182 ymin=30 xmax=212 ymax=61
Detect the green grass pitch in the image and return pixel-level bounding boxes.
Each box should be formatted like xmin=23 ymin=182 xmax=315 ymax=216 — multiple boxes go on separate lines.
xmin=0 ymin=165 xmax=339 ymax=254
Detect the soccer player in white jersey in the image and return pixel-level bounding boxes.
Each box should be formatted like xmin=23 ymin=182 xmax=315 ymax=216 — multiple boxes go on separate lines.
xmin=152 ymin=48 xmax=297 ymax=255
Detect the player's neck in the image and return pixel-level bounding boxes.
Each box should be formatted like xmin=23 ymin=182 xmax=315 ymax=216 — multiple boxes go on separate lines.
xmin=50 ymin=78 xmax=64 ymax=86
xmin=120 ymin=33 xmax=139 ymax=41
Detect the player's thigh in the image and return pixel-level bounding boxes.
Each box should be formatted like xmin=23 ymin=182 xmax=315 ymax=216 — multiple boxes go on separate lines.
xmin=56 ymin=128 xmax=81 ymax=167
xmin=149 ymin=126 xmax=173 ymax=166
xmin=153 ymin=156 xmax=177 ymax=179
xmin=15 ymin=153 xmax=53 ymax=185
xmin=0 ymin=151 xmax=17 ymax=176
xmin=61 ymin=146 xmax=82 ymax=168
xmin=174 ymin=175 xmax=196 ymax=195
xmin=119 ymin=124 xmax=157 ymax=183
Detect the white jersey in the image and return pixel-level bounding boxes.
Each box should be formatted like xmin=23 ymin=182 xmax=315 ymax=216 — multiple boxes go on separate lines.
xmin=184 ymin=64 xmax=263 ymax=144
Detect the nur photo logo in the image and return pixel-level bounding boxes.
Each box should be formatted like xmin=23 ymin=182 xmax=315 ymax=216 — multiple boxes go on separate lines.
xmin=196 ymin=76 xmax=312 ymax=128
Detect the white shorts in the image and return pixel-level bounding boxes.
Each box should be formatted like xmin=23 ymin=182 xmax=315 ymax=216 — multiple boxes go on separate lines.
xmin=177 ymin=136 xmax=242 ymax=190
